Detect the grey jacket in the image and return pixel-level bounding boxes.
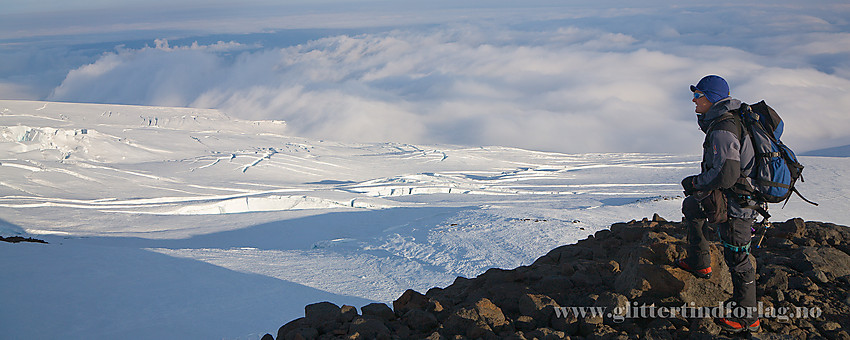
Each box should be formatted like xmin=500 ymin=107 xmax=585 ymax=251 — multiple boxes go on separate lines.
xmin=694 ymin=98 xmax=758 ymax=220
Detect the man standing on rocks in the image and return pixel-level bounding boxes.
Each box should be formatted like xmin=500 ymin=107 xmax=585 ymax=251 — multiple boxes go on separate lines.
xmin=677 ymin=75 xmax=761 ymax=333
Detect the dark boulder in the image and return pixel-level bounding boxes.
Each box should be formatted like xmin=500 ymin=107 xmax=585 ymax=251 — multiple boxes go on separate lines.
xmin=361 ymin=302 xmax=394 ymax=321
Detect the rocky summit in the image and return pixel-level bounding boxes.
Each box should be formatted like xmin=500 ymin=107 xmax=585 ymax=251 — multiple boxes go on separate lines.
xmin=266 ymin=216 xmax=850 ymax=340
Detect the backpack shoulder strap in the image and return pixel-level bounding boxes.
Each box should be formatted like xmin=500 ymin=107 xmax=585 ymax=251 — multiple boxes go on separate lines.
xmin=708 ymin=106 xmax=764 ymax=205
xmin=706 ymin=111 xmax=745 ymax=143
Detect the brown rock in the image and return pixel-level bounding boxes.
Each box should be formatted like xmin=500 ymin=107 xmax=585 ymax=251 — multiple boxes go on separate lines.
xmin=789 ymin=327 xmax=808 ymax=339
xmin=610 ymin=222 xmax=648 ymax=243
xmin=579 ymin=314 xmax=604 ymax=336
xmin=832 ymin=331 xmax=850 ymax=340
xmin=474 ymin=298 xmax=508 ymax=329
xmin=348 ymin=317 xmax=390 ymax=339
xmin=466 ymin=322 xmax=496 ymax=339
xmin=278 ymin=317 xmax=308 ymax=340
xmin=283 ymin=327 xmax=318 ymax=340
xmin=762 ymin=265 xmax=790 ymax=291
xmin=518 ymin=294 xmax=558 ymax=325
xmin=526 ymin=327 xmax=566 ymax=340
xmin=361 ymin=303 xmax=394 ymax=321
xmin=608 ymin=260 xmax=620 ymax=274
xmin=642 ymin=327 xmax=673 ymax=340
xmin=425 ymin=331 xmax=445 ymax=340
xmin=789 ymin=276 xmax=819 ymax=293
xmin=791 ymin=247 xmax=850 ymax=281
xmin=340 ymin=305 xmax=358 ymax=323
xmin=571 ymin=269 xmax=602 ymax=287
xmin=690 ymin=318 xmax=721 ymax=335
xmin=593 ymin=292 xmax=629 ymax=323
xmin=615 ymin=261 xmax=686 ymax=299
xmin=806 ymin=221 xmax=846 ymax=246
xmin=0 ymin=236 xmax=47 ymax=244
xmin=442 ymin=307 xmax=485 ymax=336
xmin=429 ymin=299 xmax=444 ymax=313
xmin=393 ymin=289 xmax=430 ymax=316
xmin=481 ymin=267 xmax=520 ymax=284
xmin=401 ymin=309 xmax=438 ymax=332
xmin=515 ymin=315 xmax=536 ymax=332
xmin=305 ymin=301 xmax=340 ymax=325
xmin=595 ymin=229 xmax=613 ymax=240
xmin=807 ymin=269 xmax=830 ymax=284
xmin=304 ymin=301 xmax=342 ymax=333
xmin=820 ymin=321 xmax=841 ymax=332
xmin=528 ymin=264 xmax=559 ymax=281
xmin=770 ymin=218 xmax=806 ymax=240
xmin=550 ymin=307 xmax=579 ymax=335
xmin=532 ymin=275 xmax=573 ymax=297
xmin=570 ymin=260 xmax=614 ymax=287
xmin=649 ymin=241 xmax=679 ymax=264
xmin=387 ymin=320 xmax=410 ymax=338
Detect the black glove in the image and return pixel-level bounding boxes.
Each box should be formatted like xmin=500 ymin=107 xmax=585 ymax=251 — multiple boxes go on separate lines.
xmin=681 ymin=175 xmax=698 ymax=196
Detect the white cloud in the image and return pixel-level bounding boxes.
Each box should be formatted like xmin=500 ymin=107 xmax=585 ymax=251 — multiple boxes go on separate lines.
xmin=45 ymin=22 xmax=850 ymax=154
xmin=5 ymin=1 xmax=840 ymax=153
xmin=151 ymin=39 xmax=253 ymax=52
xmin=0 ymin=82 xmax=38 ymax=100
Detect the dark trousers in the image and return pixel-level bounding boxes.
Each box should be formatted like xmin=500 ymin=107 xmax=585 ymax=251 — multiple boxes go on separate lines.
xmin=682 ymin=195 xmax=757 ymax=321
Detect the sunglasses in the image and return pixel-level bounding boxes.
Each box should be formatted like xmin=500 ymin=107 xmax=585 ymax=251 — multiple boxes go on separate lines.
xmin=693 ymin=92 xmax=706 ymax=99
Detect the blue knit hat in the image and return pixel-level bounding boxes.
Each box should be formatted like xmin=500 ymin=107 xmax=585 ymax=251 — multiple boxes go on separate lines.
xmin=690 ymin=75 xmax=730 ymax=103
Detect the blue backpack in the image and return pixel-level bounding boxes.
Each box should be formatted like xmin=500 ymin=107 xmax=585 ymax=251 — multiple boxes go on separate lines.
xmin=737 ymin=101 xmax=817 ymax=209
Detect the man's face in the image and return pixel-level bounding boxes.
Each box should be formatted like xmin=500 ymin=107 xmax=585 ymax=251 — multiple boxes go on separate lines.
xmin=693 ymin=91 xmax=712 ymax=114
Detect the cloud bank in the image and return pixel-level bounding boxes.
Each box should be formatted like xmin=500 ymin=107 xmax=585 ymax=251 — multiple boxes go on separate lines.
xmin=22 ymin=2 xmax=850 ymax=153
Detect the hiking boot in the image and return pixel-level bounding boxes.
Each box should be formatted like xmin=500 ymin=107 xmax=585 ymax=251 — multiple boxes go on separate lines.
xmin=675 ymin=258 xmax=712 ymax=279
xmin=718 ymin=318 xmax=760 ymax=333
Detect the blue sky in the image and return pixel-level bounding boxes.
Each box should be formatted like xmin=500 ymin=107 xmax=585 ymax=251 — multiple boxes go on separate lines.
xmin=2 ymin=0 xmax=849 ymax=153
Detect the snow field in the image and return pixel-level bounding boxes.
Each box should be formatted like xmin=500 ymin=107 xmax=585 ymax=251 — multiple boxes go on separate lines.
xmin=0 ymin=100 xmax=844 ymax=339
